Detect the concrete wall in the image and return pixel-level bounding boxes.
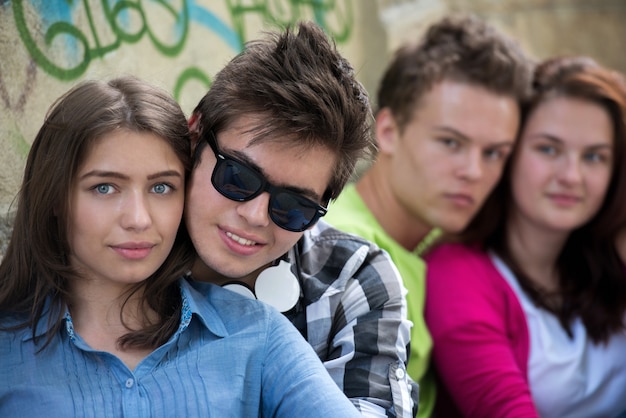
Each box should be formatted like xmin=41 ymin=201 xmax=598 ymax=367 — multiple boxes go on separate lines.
xmin=372 ymin=0 xmax=626 ymax=105
xmin=1 ymin=0 xmax=625 ymax=253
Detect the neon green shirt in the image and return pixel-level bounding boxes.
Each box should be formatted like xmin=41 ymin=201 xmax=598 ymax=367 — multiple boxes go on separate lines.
xmin=326 ymin=184 xmax=435 ymax=418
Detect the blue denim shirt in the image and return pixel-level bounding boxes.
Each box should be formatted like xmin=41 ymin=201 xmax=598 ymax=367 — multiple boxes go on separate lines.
xmin=0 ymin=278 xmax=361 ymax=417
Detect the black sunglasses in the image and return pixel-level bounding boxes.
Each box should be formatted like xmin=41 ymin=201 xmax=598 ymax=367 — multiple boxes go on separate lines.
xmin=205 ymin=131 xmax=328 ymax=232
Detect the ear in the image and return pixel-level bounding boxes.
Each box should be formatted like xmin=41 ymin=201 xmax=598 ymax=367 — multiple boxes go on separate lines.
xmin=375 ymin=107 xmax=400 ymax=155
xmin=188 ymin=112 xmax=202 ymax=156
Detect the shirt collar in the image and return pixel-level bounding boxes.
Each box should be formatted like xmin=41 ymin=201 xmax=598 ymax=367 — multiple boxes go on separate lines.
xmin=22 ymin=278 xmax=229 ymax=342
xmin=178 ymin=277 xmax=228 ymax=338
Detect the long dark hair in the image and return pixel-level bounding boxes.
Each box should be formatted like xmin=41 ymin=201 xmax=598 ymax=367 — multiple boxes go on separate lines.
xmin=0 ymin=76 xmax=195 ymax=350
xmin=456 ymin=56 xmax=626 ymax=343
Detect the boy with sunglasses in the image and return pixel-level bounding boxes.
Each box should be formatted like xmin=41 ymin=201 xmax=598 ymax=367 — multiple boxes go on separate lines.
xmin=324 ymin=14 xmax=533 ymax=417
xmin=185 ymin=21 xmax=417 ymax=417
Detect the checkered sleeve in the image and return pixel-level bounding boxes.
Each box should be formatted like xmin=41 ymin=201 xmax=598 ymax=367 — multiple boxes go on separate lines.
xmin=296 ymin=222 xmax=418 ymax=417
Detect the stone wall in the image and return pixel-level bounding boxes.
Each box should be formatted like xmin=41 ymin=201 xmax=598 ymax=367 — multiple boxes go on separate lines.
xmin=1 ymin=0 xmax=624 ymax=255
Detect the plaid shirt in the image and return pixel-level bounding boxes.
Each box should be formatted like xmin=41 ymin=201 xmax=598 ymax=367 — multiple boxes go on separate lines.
xmin=284 ymin=220 xmax=418 ymax=417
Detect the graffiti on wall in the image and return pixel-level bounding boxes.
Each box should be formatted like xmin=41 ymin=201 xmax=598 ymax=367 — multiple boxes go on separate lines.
xmin=9 ymin=0 xmax=354 ymax=102
xmin=0 ymin=0 xmax=355 ymax=213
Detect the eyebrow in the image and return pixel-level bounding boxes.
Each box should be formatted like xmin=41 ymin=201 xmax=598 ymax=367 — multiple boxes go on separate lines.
xmin=225 ymin=148 xmax=323 ymax=202
xmin=532 ymin=133 xmax=613 ymax=150
xmin=79 ymin=170 xmax=183 ymax=181
xmin=434 ymin=126 xmax=515 ymax=147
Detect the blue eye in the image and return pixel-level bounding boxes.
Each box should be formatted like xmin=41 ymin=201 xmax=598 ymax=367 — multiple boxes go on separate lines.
xmin=152 ymin=183 xmax=172 ymax=194
xmin=586 ymin=151 xmax=613 ymax=165
xmin=95 ymin=184 xmax=114 ymax=194
xmin=538 ymin=145 xmax=556 ymax=155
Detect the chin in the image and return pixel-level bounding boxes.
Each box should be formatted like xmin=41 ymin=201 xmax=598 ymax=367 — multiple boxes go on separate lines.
xmin=440 ymin=220 xmax=469 ymax=234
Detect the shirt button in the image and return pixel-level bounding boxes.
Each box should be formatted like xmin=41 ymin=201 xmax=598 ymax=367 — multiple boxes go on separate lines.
xmin=395 ymin=368 xmax=405 ymax=380
xmin=125 ymin=378 xmax=134 ymax=388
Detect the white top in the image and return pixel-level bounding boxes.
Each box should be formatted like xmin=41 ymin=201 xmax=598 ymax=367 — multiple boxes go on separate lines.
xmin=491 ymin=253 xmax=626 ymax=418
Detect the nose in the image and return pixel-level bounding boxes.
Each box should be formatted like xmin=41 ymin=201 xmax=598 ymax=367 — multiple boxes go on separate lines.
xmin=457 ymin=149 xmax=483 ymax=181
xmin=121 ymin=191 xmax=152 ymax=231
xmin=558 ymin=155 xmax=583 ymax=185
xmin=236 ymin=192 xmax=272 ymax=228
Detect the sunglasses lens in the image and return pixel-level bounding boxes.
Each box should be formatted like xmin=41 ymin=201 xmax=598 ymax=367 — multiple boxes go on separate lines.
xmin=269 ymin=192 xmax=319 ymax=232
xmin=210 ymin=150 xmax=323 ymax=232
xmin=213 ymin=159 xmax=263 ymax=200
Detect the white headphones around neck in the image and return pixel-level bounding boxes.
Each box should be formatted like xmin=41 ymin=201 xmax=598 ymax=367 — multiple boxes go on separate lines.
xmin=222 ymin=260 xmax=301 ymax=313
